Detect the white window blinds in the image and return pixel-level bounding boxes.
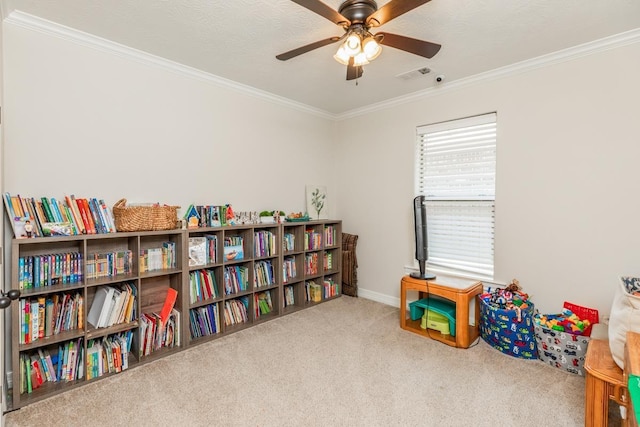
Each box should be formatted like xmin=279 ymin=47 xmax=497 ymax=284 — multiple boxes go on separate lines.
xmin=415 ymin=113 xmax=497 ymax=277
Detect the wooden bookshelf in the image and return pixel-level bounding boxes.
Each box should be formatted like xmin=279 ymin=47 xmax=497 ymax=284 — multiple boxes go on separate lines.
xmin=9 ymin=220 xmax=342 ymax=409
xmin=283 ymin=220 xmax=342 ymax=312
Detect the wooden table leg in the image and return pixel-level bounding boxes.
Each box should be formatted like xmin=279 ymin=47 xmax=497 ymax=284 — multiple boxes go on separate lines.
xmin=400 ymin=280 xmax=407 ymax=329
xmin=585 ymin=371 xmax=610 ymax=427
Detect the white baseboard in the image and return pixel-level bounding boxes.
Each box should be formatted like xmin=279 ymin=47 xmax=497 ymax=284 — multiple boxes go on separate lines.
xmin=357 ymin=288 xmax=400 ymax=308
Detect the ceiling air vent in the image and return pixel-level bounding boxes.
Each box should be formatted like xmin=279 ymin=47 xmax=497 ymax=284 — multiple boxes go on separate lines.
xmin=395 ymin=67 xmax=431 ymax=81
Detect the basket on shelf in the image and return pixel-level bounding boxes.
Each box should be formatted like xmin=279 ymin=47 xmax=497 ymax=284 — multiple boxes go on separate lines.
xmin=112 ymin=198 xmax=179 ymax=232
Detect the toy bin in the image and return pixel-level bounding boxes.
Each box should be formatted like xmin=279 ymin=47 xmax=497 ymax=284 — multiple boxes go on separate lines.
xmin=534 ymin=324 xmax=590 ymax=376
xmin=533 ymin=303 xmax=597 ymax=376
xmin=479 ymin=298 xmax=538 ymax=359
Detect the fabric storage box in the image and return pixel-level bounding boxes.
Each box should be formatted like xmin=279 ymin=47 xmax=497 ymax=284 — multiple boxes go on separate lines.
xmin=479 ymin=297 xmax=538 ymax=359
xmin=534 ymin=324 xmax=590 ymax=376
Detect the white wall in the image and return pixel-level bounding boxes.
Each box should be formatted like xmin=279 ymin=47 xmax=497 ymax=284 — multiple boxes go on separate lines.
xmin=2 ymin=22 xmax=336 ymax=216
xmin=3 ymin=18 xmax=640 ymax=319
xmin=334 ymin=41 xmax=640 ymax=316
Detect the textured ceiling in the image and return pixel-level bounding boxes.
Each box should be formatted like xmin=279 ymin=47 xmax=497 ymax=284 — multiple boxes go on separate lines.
xmin=2 ymin=0 xmax=640 ymax=115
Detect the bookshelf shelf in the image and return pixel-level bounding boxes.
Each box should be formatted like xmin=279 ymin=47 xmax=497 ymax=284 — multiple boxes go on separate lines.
xmin=9 ymin=220 xmax=341 ymax=409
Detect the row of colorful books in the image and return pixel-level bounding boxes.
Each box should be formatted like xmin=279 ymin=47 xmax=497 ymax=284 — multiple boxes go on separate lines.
xmin=223 ymin=297 xmax=249 ymax=326
xmin=304 ymin=228 xmax=322 ymax=250
xmin=86 ymin=250 xmax=134 ymax=280
xmin=283 ymin=285 xmax=296 ymax=308
xmin=86 ymin=283 xmax=137 ymax=329
xmin=255 ymin=291 xmax=274 ymax=317
xmin=189 ymin=269 xmax=219 ymax=304
xmin=139 ymin=308 xmax=180 ymax=357
xmin=223 ymin=265 xmax=249 ymax=295
xmin=189 ymin=303 xmax=221 ymax=339
xmin=305 ymin=279 xmax=339 ymax=303
xmin=20 ymin=339 xmax=85 ymax=394
xmin=4 ymin=192 xmax=116 ymax=239
xmin=254 ymin=260 xmax=276 ymax=288
xmin=86 ymin=332 xmax=132 ymax=380
xmin=304 ymin=252 xmax=319 ymax=275
xmin=283 ymin=232 xmax=296 ymax=252
xmin=184 ymin=204 xmax=234 ymax=228
xmin=187 ymin=235 xmax=217 ymax=267
xmin=283 ymin=257 xmax=297 ymax=284
xmin=254 ymin=230 xmax=276 ymax=257
xmin=139 ymin=242 xmax=177 ymax=273
xmin=324 ymin=252 xmax=333 ymax=271
xmin=324 ymin=225 xmax=337 ymax=247
xmin=19 ymin=293 xmax=84 ymax=345
xmin=18 ymin=252 xmax=83 ymax=290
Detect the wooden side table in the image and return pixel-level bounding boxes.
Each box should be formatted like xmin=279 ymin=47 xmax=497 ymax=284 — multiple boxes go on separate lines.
xmin=584 ymin=339 xmax=628 ymax=427
xmin=400 ymin=275 xmax=483 ymax=349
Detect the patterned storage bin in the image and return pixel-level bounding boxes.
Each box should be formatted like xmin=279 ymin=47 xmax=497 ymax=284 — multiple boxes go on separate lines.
xmin=533 ymin=303 xmax=596 ymax=375
xmin=479 ymin=297 xmax=538 ymax=359
xmin=534 ymin=325 xmax=590 ymax=376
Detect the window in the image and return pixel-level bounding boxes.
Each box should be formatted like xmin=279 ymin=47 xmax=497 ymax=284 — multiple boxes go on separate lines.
xmin=415 ymin=113 xmax=497 ymax=278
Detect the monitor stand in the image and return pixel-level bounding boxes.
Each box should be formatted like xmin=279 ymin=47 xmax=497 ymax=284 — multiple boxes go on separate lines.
xmin=410 ymin=260 xmax=436 ymax=280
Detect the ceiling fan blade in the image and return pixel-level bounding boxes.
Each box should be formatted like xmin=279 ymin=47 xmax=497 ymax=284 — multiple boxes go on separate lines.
xmin=346 ymin=57 xmax=363 ymax=81
xmin=276 ymin=37 xmax=341 ymax=61
xmin=377 ymin=32 xmax=441 ymax=58
xmin=366 ymin=0 xmax=432 ymax=27
xmin=289 ymin=0 xmax=350 ymax=26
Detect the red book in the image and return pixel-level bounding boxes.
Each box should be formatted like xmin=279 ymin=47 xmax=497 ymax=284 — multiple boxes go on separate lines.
xmin=74 ymin=197 xmax=93 ymax=234
xmin=80 ymin=198 xmax=97 ymax=234
xmin=65 ymin=195 xmax=85 ymax=234
xmin=160 ymin=288 xmax=178 ymax=325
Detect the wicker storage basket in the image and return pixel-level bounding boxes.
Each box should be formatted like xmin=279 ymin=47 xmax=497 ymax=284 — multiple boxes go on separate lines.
xmin=112 ymin=199 xmax=179 ymax=232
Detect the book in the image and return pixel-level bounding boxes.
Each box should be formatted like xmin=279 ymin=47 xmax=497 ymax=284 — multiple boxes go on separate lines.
xmin=98 ymin=199 xmax=116 ymax=233
xmin=160 ymin=288 xmax=178 ymax=325
xmin=3 ymin=193 xmax=33 ymax=238
xmin=87 ymin=287 xmax=113 ymax=328
xmin=188 ymin=237 xmax=207 ymax=267
xmin=41 ymin=222 xmax=74 ymax=236
xmin=65 ymin=195 xmax=85 ymax=234
xmin=77 ymin=198 xmax=96 ymax=234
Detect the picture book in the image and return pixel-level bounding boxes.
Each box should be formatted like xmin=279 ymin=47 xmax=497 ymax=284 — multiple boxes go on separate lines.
xmin=188 ymin=237 xmax=207 ymax=267
xmin=3 ymin=193 xmax=36 ymax=239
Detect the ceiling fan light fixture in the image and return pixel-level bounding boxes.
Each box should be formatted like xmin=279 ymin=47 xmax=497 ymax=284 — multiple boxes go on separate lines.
xmin=343 ymin=32 xmax=362 ymax=56
xmin=353 ymin=51 xmax=370 ymax=66
xmin=333 ymin=46 xmax=351 ymax=65
xmin=362 ymin=36 xmax=382 ymax=61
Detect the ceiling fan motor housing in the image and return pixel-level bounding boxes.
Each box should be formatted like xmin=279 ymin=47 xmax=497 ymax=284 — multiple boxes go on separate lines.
xmin=338 ymin=0 xmax=378 ymax=25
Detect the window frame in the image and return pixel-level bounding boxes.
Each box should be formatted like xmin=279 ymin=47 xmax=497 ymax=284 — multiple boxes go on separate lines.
xmin=415 ymin=113 xmax=497 ymax=279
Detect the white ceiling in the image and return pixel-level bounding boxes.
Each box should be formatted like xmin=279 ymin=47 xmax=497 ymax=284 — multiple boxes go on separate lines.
xmin=2 ymin=0 xmax=640 ymax=115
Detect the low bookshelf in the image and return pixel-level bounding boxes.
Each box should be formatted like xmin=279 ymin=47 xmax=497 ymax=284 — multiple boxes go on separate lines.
xmin=8 ymin=220 xmax=342 ymax=409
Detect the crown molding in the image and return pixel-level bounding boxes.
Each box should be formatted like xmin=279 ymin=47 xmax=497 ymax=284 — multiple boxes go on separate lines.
xmin=337 ymin=27 xmax=640 ymax=120
xmin=4 ymin=11 xmax=338 ymax=121
xmin=5 ymin=11 xmax=639 ymax=122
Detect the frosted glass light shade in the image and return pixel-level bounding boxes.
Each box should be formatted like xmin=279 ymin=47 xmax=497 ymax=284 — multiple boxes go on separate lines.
xmin=353 ymin=52 xmax=370 ymax=66
xmin=333 ymin=46 xmax=350 ymax=65
xmin=362 ymin=37 xmax=382 ymax=60
xmin=343 ymin=33 xmax=361 ymax=56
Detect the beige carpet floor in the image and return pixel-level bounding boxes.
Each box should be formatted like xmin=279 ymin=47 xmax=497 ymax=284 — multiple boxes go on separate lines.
xmin=5 ymin=296 xmax=596 ymax=426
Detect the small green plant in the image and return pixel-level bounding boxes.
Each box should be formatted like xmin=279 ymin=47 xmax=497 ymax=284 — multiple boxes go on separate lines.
xmin=259 ymin=210 xmax=286 ymax=217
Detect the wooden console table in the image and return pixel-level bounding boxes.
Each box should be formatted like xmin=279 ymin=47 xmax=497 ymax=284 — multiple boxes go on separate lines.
xmin=400 ymin=275 xmax=483 ymax=348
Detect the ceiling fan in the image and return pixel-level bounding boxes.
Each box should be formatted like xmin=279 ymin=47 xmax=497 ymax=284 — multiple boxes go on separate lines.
xmin=276 ymin=0 xmax=441 ymax=81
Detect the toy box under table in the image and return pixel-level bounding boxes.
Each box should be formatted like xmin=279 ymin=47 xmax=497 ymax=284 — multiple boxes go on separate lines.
xmin=409 ymin=296 xmax=456 ymax=337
